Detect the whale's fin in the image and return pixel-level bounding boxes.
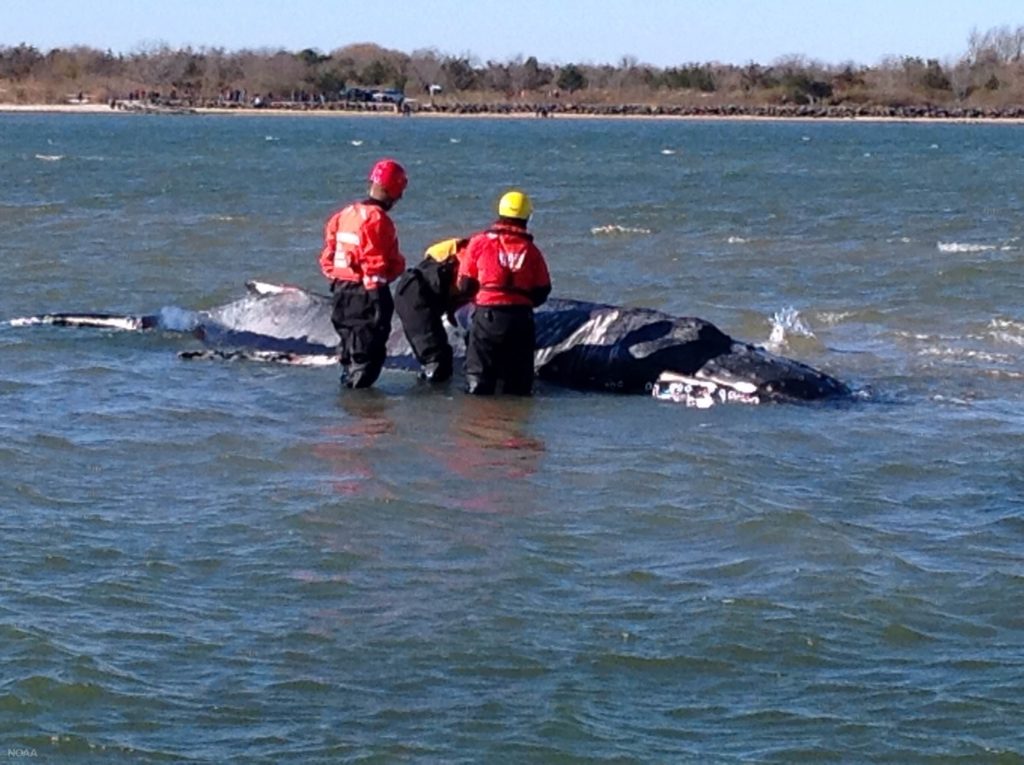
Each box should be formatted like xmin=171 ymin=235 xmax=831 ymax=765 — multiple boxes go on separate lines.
xmin=8 ymin=312 xmax=158 ymax=331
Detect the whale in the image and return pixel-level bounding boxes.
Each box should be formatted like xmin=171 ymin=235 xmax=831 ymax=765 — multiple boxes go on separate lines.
xmin=10 ymin=280 xmax=851 ymax=406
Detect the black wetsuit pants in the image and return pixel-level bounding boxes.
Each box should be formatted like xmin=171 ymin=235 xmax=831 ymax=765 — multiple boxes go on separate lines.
xmin=465 ymin=305 xmax=535 ymax=396
xmin=330 ymin=280 xmax=394 ymax=388
xmin=393 ymin=269 xmax=453 ymax=382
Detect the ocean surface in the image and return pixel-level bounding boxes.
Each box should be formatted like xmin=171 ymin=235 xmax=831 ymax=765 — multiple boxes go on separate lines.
xmin=1 ymin=112 xmax=1023 ymax=763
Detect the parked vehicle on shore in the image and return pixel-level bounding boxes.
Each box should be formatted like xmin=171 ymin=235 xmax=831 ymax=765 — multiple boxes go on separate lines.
xmin=371 ymin=89 xmax=405 ymax=103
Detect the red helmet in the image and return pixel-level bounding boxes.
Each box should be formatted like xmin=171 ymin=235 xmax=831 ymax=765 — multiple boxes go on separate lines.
xmin=369 ymin=158 xmax=408 ymax=199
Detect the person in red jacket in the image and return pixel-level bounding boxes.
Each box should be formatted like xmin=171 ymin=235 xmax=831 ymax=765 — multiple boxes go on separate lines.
xmin=319 ymin=158 xmax=407 ymax=388
xmin=456 ymin=190 xmax=551 ymax=395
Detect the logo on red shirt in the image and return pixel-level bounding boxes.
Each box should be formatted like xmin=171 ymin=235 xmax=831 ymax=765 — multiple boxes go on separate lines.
xmin=498 ymin=248 xmax=526 ymax=271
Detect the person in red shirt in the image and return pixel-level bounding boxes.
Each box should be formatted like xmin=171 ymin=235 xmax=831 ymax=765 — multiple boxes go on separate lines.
xmin=319 ymin=158 xmax=407 ymax=388
xmin=456 ymin=190 xmax=551 ymax=395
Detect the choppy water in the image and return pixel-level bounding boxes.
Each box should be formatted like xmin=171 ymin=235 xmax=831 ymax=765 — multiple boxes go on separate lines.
xmin=2 ymin=112 xmax=1024 ymax=763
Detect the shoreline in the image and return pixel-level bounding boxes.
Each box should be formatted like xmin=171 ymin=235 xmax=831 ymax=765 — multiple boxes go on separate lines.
xmin=3 ymin=101 xmax=1024 ymax=124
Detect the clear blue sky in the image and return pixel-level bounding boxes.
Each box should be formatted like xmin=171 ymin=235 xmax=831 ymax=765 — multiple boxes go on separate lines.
xmin=3 ymin=0 xmax=1022 ymax=67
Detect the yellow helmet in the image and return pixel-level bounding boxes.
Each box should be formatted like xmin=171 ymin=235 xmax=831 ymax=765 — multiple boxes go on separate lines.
xmin=424 ymin=238 xmax=462 ymax=262
xmin=498 ymin=190 xmax=532 ymax=221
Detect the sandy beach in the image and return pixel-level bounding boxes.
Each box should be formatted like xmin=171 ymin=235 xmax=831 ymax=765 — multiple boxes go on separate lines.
xmin=3 ymin=100 xmax=1023 ymax=124
xmin=0 ymin=103 xmax=114 ymax=113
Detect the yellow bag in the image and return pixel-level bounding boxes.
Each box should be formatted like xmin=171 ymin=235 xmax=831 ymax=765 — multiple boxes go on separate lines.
xmin=424 ymin=238 xmax=463 ymax=262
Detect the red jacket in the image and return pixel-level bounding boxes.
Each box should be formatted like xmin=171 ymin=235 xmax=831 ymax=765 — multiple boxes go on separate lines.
xmin=457 ymin=222 xmax=551 ymax=307
xmin=319 ymin=200 xmax=406 ymax=289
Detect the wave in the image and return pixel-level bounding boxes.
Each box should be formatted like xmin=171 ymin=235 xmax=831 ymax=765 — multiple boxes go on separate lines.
xmin=989 ymin=318 xmax=1024 ymax=347
xmin=726 ymin=236 xmax=749 ymax=244
xmin=990 ymin=318 xmax=1024 ymax=332
xmin=917 ymin=346 xmax=1017 ymax=365
xmin=936 ymin=241 xmax=1017 ymax=253
xmin=816 ymin=311 xmax=854 ymax=326
xmin=986 ymin=369 xmax=1024 ymax=380
xmin=34 ymin=154 xmax=64 ymax=161
xmin=590 ymin=224 xmax=652 ymax=236
xmin=895 ymin=324 xmax=1024 ymax=364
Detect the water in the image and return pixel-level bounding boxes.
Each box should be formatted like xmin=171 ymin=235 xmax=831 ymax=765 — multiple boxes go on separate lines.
xmin=2 ymin=112 xmax=1024 ymax=763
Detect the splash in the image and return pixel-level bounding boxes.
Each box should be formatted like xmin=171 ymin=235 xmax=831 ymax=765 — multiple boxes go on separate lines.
xmin=768 ymin=306 xmax=814 ymax=349
xmin=156 ymin=306 xmax=200 ymax=332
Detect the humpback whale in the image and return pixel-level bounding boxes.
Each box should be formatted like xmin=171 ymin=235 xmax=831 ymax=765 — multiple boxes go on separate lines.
xmin=10 ymin=281 xmax=850 ymax=406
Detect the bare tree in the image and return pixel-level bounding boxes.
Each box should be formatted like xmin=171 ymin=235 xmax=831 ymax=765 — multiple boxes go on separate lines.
xmin=408 ymin=48 xmax=445 ymax=95
xmin=8 ymin=25 xmax=1024 ymax=113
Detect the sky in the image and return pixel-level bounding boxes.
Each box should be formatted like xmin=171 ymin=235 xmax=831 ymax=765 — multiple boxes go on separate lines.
xmin=3 ymin=0 xmax=1023 ymax=67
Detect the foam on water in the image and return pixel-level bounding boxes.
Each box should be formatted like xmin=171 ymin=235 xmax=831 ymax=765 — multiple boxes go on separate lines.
xmin=990 ymin=318 xmax=1024 ymax=347
xmin=937 ymin=241 xmax=998 ymax=253
xmin=590 ymin=224 xmax=652 ymax=235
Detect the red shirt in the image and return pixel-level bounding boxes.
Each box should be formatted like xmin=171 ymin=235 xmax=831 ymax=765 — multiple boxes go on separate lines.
xmin=457 ymin=222 xmax=551 ymax=307
xmin=318 ymin=200 xmax=406 ymax=288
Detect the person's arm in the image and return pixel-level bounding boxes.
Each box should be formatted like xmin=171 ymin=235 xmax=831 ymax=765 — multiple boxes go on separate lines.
xmin=528 ymin=246 xmax=551 ymax=307
xmin=455 ymin=275 xmax=480 ymax=301
xmin=318 ymin=212 xmax=340 ymax=280
xmin=454 ymin=238 xmax=480 ymax=300
xmin=529 ymin=283 xmax=551 ymax=307
xmin=384 ymin=249 xmax=407 ymax=283
xmin=359 ymin=213 xmax=404 ymax=288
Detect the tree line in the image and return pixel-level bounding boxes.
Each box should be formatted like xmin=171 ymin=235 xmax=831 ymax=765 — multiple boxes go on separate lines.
xmin=2 ymin=25 xmax=1024 ymax=114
